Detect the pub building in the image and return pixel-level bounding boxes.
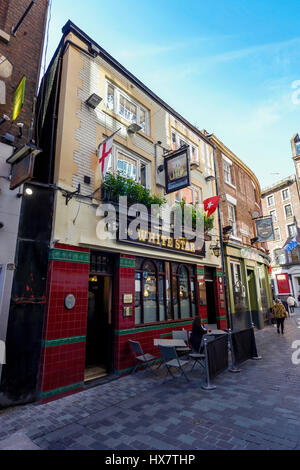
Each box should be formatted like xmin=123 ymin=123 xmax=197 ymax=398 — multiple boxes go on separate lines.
xmin=0 ymin=21 xmax=227 ymax=406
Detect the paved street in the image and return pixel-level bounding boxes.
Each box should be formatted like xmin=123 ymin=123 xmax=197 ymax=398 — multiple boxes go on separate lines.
xmin=1 ymin=312 xmax=300 ymax=450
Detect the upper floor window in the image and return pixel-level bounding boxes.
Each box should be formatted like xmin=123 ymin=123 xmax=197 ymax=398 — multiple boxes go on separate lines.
xmin=270 ymin=210 xmax=277 ymax=222
xmin=171 ymin=130 xmax=199 ymax=164
xmin=228 ymin=203 xmax=237 ymax=237
xmin=287 ymin=223 xmax=297 ymax=238
xmin=175 ymin=186 xmax=202 ymax=206
xmin=274 ymin=249 xmax=286 ymax=265
xmin=284 ymin=204 xmax=293 ymax=219
xmin=107 ymin=144 xmax=150 ymax=188
xmin=282 ymin=189 xmax=290 ymax=201
xmin=267 ymin=195 xmax=275 ymax=207
xmin=223 ymin=160 xmax=234 ymax=186
xmin=106 ymin=81 xmax=150 ymax=135
xmin=274 ymin=227 xmax=281 ymax=241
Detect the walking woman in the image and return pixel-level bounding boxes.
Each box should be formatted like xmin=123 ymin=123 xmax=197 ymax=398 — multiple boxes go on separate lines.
xmin=272 ymin=298 xmax=288 ymax=335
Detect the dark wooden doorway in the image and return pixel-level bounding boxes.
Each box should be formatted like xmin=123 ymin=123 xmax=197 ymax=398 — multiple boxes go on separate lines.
xmin=85 ymin=253 xmax=114 ymax=382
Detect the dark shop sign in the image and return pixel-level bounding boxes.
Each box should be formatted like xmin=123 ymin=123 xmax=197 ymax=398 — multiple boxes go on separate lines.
xmin=10 ymin=153 xmax=35 ymax=190
xmin=118 ymin=228 xmax=205 ymax=257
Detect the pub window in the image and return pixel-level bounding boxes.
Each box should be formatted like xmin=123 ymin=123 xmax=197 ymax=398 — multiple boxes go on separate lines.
xmin=178 ymin=265 xmax=190 ymax=318
xmin=135 ymin=259 xmax=167 ymax=325
xmin=143 ymin=261 xmax=157 ymax=324
xmin=134 ymin=260 xmax=197 ymax=324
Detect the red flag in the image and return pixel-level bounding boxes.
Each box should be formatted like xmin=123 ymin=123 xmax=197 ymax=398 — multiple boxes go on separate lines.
xmin=204 ymin=196 xmax=220 ymax=217
xmin=98 ymin=128 xmax=121 ymax=178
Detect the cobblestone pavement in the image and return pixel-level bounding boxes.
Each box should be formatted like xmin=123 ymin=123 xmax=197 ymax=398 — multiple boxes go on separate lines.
xmin=1 ymin=312 xmax=300 ymax=450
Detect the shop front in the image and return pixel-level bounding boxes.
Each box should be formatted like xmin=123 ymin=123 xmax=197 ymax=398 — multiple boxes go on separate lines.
xmin=38 ymin=236 xmax=226 ymax=403
xmin=225 ymin=243 xmax=272 ymax=330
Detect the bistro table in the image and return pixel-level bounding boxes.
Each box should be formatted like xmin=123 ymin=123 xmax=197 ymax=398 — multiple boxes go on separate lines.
xmin=206 ymin=329 xmax=227 ymax=337
xmin=153 ymin=338 xmax=187 ymax=348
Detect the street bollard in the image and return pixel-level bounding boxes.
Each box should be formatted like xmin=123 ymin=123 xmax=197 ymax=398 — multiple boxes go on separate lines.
xmin=228 ymin=329 xmax=241 ymax=373
xmin=201 ymin=337 xmax=216 ymax=391
xmin=251 ymin=322 xmax=262 ymax=360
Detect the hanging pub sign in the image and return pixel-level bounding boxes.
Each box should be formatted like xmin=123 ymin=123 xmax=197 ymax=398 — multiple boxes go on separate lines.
xmin=10 ymin=153 xmax=35 ymax=190
xmin=255 ymin=216 xmax=274 ymax=242
xmin=164 ymin=145 xmax=191 ymax=194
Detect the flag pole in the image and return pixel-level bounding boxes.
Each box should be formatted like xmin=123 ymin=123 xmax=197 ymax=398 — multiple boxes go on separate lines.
xmin=98 ymin=128 xmax=122 ymax=150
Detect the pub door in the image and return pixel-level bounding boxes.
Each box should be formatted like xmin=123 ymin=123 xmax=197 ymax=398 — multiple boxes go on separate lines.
xmin=205 ymin=280 xmax=217 ymax=327
xmin=85 ymin=254 xmax=114 ymax=381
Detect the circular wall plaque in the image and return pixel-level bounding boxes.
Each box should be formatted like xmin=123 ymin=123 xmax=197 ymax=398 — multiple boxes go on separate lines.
xmin=65 ymin=294 xmax=76 ymax=310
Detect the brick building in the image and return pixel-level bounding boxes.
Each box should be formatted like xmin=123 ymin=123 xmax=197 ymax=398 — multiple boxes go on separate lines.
xmin=0 ymin=20 xmax=229 ymax=405
xmin=209 ymin=134 xmax=273 ymax=330
xmin=0 ymin=0 xmax=49 ymax=406
xmin=261 ymin=136 xmax=300 ymax=300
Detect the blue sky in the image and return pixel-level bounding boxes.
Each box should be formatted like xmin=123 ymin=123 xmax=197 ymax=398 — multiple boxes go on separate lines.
xmin=44 ymin=0 xmax=300 ymax=189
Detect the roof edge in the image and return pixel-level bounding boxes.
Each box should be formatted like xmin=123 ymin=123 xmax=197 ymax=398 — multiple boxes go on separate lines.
xmin=60 ymin=20 xmax=213 ymax=147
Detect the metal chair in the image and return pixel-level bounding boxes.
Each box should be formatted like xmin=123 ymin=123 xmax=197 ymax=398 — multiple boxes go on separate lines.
xmin=159 ymin=345 xmax=190 ymax=382
xmin=172 ymin=329 xmax=191 ymax=356
xmin=188 ymin=335 xmax=206 ymax=371
xmin=128 ymin=340 xmax=158 ymax=375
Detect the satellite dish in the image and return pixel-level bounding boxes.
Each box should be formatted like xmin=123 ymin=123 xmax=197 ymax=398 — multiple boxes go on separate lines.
xmin=251 ymin=211 xmax=260 ymax=219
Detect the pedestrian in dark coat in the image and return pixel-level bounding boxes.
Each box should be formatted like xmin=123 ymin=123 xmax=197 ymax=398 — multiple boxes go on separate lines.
xmin=189 ymin=316 xmax=207 ymax=352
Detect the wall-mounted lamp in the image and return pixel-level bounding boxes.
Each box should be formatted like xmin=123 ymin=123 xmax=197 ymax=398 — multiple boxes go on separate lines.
xmin=85 ymin=93 xmax=102 ymax=109
xmin=223 ymin=225 xmax=232 ymax=235
xmin=127 ymin=123 xmax=142 ymax=134
xmin=210 ymin=243 xmax=221 ymax=258
xmin=25 ymin=187 xmax=33 ymax=196
xmin=190 ymin=162 xmax=199 ymax=170
xmin=205 ymin=175 xmax=215 ymax=182
xmin=17 ymin=123 xmax=24 ymax=138
xmin=0 ymin=115 xmax=9 ymax=126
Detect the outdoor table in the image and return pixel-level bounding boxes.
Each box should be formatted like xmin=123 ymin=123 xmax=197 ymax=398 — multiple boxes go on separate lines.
xmin=207 ymin=329 xmax=227 ymax=337
xmin=153 ymin=338 xmax=187 ymax=347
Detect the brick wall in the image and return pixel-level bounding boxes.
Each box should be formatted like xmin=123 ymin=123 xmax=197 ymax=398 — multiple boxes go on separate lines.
xmin=261 ymin=179 xmax=300 ymax=261
xmin=215 ymin=146 xmax=267 ymax=252
xmin=0 ymin=0 xmax=48 ymax=143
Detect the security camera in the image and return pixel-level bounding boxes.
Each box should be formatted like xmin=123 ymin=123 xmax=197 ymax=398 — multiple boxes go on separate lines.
xmin=0 ymin=115 xmax=9 ymax=126
xmin=17 ymin=122 xmax=24 ymax=138
xmin=53 ymin=238 xmax=60 ymax=244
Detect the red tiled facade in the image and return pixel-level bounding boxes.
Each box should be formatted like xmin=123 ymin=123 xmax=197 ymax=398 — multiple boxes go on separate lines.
xmin=38 ymin=246 xmax=227 ymax=402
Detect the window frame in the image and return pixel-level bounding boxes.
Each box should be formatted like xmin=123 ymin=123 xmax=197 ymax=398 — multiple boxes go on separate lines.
xmin=287 ymin=223 xmax=297 ymax=238
xmin=175 ymin=185 xmax=203 ymax=206
xmin=105 ymin=80 xmax=151 ymax=136
xmin=281 ymin=188 xmax=290 ymax=202
xmin=274 ymin=227 xmax=281 ymax=241
xmin=108 ymin=144 xmax=151 ymax=188
xmin=134 ymin=259 xmax=197 ymax=325
xmin=228 ymin=203 xmax=237 ymax=237
xmin=284 ymin=203 xmax=293 ymax=219
xmin=270 ymin=209 xmax=277 ymax=222
xmin=267 ymin=194 xmax=275 ymax=207
xmin=171 ymin=129 xmax=199 ymax=164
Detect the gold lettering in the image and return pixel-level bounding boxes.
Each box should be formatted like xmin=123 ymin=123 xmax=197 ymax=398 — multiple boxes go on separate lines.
xmin=190 ymin=243 xmax=195 ymax=252
xmin=161 ymin=236 xmax=168 ymax=247
xmin=180 ymin=239 xmax=186 ymax=250
xmin=175 ymin=239 xmax=181 ymax=249
xmin=156 ymin=234 xmax=161 ymax=245
xmin=148 ymin=232 xmax=156 ymax=243
xmin=185 ymin=241 xmax=190 ymax=251
xmin=138 ymin=229 xmax=148 ymax=242
xmin=168 ymin=238 xmax=173 ymax=248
